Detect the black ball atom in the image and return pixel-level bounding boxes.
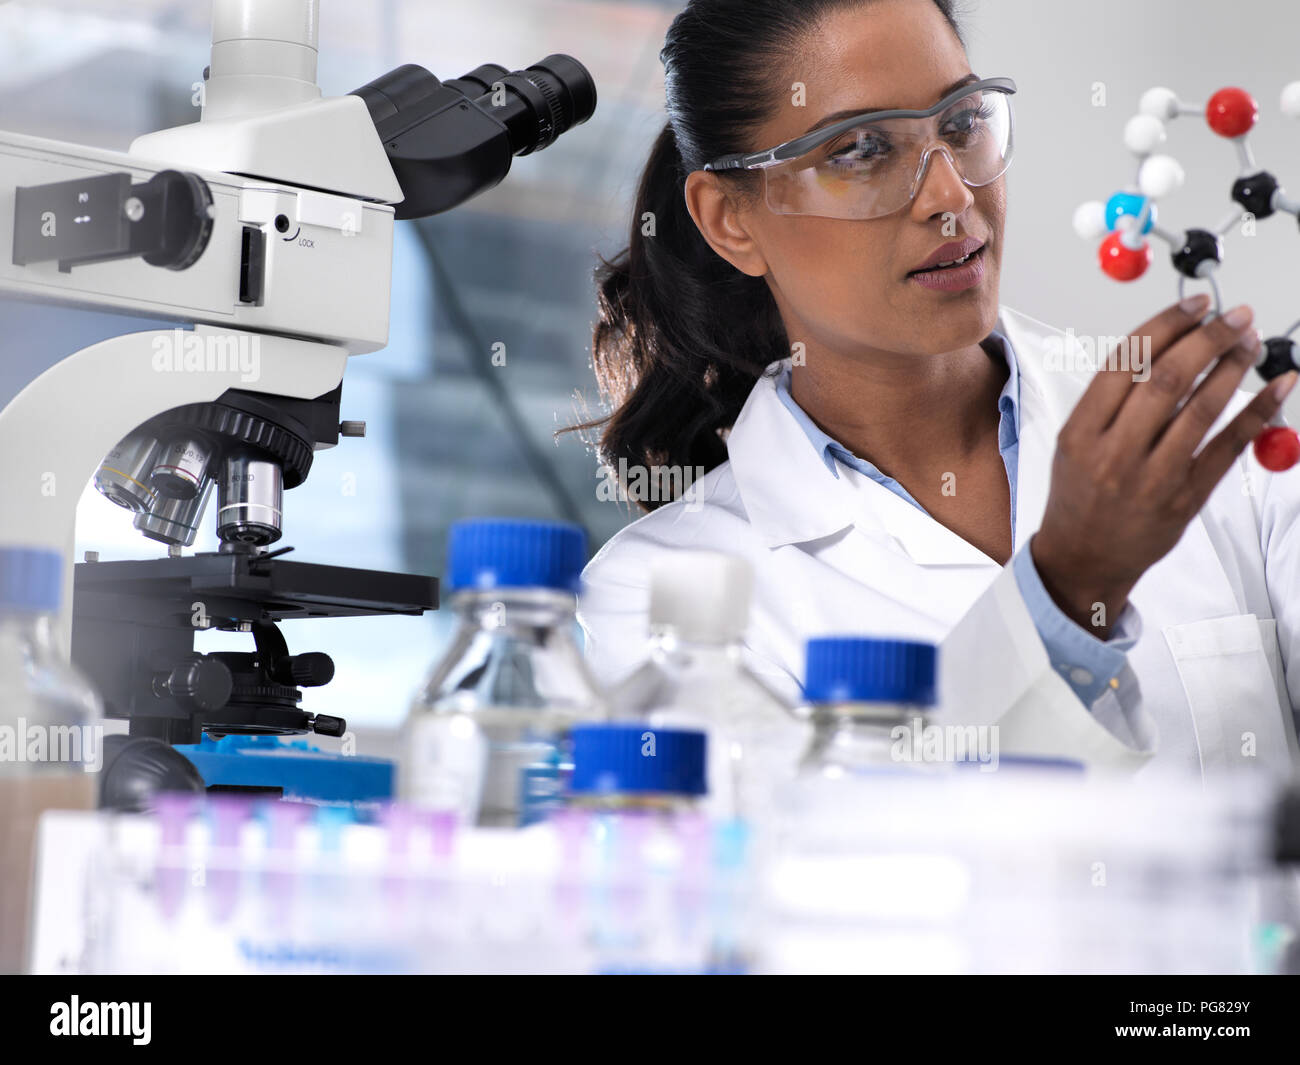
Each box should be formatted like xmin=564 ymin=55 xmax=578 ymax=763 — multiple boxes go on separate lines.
xmin=1231 ymin=170 xmax=1280 ymax=219
xmin=1171 ymin=228 xmax=1223 ymax=279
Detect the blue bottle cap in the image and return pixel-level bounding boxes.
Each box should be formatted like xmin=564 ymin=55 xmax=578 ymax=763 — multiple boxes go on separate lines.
xmin=445 ymin=518 xmax=587 ymax=593
xmin=0 ymin=546 xmax=62 ymax=613
xmin=570 ymin=723 xmax=707 ymax=797
xmin=804 ymin=636 xmax=937 ymax=706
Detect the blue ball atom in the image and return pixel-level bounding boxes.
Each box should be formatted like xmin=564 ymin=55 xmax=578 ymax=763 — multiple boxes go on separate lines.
xmin=1105 ymin=192 xmax=1155 ymax=235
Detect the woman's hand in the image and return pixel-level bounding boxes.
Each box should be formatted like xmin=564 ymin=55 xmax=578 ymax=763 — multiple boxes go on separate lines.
xmin=1030 ymin=296 xmax=1298 ymax=638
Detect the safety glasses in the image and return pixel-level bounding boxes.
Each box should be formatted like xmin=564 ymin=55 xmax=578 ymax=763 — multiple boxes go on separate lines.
xmin=703 ymin=76 xmax=1017 ymax=220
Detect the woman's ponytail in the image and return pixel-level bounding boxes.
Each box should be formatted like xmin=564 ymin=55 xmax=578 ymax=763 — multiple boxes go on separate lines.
xmin=585 ymin=122 xmax=787 ymax=508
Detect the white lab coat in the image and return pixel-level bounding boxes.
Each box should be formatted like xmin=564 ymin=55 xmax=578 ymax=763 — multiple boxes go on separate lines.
xmin=577 ymin=305 xmax=1300 ymax=778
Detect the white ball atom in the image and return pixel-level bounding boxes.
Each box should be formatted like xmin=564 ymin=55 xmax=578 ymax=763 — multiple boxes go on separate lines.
xmin=1124 ymin=114 xmax=1167 ymax=155
xmin=1140 ymin=87 xmax=1181 ymax=121
xmin=1282 ymin=82 xmax=1300 ymax=119
xmin=1139 ymin=154 xmax=1185 ymax=199
xmin=1072 ymin=201 xmax=1108 ymax=240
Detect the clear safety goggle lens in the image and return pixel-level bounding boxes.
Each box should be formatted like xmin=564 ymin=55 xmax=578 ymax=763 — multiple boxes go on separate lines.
xmin=762 ymin=87 xmax=1015 ymax=220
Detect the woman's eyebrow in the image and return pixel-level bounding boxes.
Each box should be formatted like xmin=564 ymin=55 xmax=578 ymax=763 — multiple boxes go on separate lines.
xmin=798 ymin=72 xmax=980 ymax=136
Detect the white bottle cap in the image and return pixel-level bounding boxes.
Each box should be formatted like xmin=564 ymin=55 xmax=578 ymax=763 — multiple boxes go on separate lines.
xmin=648 ymin=550 xmax=752 ymax=644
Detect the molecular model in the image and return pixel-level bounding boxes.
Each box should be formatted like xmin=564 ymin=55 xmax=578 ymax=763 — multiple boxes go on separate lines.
xmin=1075 ymin=82 xmax=1300 ymax=471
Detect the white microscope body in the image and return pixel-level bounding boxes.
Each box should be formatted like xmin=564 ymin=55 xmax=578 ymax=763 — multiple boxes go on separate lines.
xmin=0 ymin=0 xmax=596 ymax=754
xmin=0 ymin=0 xmax=398 ymax=656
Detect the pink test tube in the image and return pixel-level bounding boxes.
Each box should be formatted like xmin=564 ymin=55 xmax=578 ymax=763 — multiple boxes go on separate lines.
xmin=205 ymin=795 xmax=254 ymax=923
xmin=262 ymin=800 xmax=313 ymax=923
xmin=153 ymin=793 xmax=198 ymax=921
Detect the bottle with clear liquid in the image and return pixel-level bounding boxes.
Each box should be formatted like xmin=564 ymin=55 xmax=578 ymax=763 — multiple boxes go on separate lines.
xmin=799 ymin=636 xmax=943 ymax=778
xmin=400 ymin=519 xmax=607 ymax=828
xmin=611 ymin=551 xmax=809 ymax=822
xmin=0 ymin=547 xmax=103 ymax=972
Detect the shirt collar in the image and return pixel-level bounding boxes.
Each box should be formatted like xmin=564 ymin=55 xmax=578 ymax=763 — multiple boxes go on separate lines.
xmin=773 ymin=329 xmax=1024 ymax=476
xmin=772 ymin=365 xmax=847 ymax=478
xmin=990 ymin=329 xmax=1022 ymax=452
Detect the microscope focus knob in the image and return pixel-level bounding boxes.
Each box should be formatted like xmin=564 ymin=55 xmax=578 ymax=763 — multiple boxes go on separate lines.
xmin=153 ymin=657 xmax=233 ymax=711
xmin=271 ymin=652 xmax=335 ymax=688
xmin=310 ymin=715 xmax=347 ymax=738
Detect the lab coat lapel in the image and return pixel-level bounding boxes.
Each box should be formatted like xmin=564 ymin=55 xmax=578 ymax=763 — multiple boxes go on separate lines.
xmin=857 ymin=472 xmax=1000 ymax=566
xmin=998 ymin=307 xmax=1066 ymax=553
xmin=725 ymin=363 xmax=858 ymax=549
xmin=726 ymin=351 xmax=1010 ymax=568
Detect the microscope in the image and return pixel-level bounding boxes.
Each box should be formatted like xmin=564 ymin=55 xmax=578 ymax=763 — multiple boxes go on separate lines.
xmin=0 ymin=0 xmax=596 ymax=806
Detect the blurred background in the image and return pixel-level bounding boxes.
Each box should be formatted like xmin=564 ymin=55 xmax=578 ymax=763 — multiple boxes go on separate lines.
xmin=2 ymin=0 xmax=1299 ymax=729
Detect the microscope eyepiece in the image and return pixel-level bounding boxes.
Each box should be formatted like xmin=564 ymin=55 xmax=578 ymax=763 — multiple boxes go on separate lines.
xmin=465 ymin=54 xmax=598 ymax=157
xmin=350 ymin=53 xmax=597 ymax=218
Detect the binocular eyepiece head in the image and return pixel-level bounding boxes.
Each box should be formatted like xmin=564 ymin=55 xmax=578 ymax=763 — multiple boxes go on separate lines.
xmin=351 ymin=54 xmax=597 ymax=219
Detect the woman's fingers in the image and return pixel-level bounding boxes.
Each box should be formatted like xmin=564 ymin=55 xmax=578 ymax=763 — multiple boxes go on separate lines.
xmin=1187 ymin=372 xmax=1297 ymax=503
xmin=1036 ymin=301 xmax=1293 ymax=633
xmin=1148 ymin=329 xmax=1261 ymax=474
xmin=1066 ymin=295 xmax=1212 ymax=437
xmin=1104 ymin=305 xmax=1256 ymax=457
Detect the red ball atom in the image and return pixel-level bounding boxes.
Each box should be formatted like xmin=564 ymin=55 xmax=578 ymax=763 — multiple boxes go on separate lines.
xmin=1253 ymin=425 xmax=1300 ymax=471
xmin=1098 ymin=231 xmax=1151 ymax=281
xmin=1206 ymin=87 xmax=1258 ymax=138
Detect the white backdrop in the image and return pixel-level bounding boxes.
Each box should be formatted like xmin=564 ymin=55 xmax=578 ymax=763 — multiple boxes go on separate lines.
xmin=964 ymin=0 xmax=1300 ymax=410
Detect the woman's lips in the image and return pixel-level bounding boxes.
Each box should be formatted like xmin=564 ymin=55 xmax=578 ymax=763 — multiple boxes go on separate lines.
xmin=907 ymin=244 xmax=987 ymax=293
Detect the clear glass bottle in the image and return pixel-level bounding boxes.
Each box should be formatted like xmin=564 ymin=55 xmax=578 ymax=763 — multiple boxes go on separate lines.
xmin=0 ymin=546 xmax=103 ymax=972
xmin=798 ymin=636 xmax=943 ymax=778
xmin=400 ymin=519 xmax=607 ymax=828
xmin=611 ymin=551 xmax=808 ymax=822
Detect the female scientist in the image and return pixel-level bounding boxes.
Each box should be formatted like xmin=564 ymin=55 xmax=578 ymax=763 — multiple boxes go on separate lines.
xmin=573 ymin=0 xmax=1300 ymax=775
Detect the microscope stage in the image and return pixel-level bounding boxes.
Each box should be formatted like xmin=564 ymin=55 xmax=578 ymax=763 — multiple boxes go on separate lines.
xmin=74 ymin=551 xmax=438 ymax=626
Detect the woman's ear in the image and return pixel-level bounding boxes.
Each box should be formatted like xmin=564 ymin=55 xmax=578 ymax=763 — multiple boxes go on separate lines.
xmin=684 ymin=170 xmax=770 ymax=278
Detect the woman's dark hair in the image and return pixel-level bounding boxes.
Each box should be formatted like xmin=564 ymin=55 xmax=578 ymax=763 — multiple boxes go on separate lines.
xmin=572 ymin=0 xmax=965 ymax=511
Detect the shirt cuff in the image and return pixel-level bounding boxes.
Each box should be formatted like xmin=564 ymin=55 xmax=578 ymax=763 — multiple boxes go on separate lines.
xmin=1011 ymin=542 xmax=1141 ymax=707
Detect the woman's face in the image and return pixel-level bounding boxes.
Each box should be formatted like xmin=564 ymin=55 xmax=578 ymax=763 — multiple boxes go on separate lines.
xmin=692 ymin=0 xmax=1005 ymax=361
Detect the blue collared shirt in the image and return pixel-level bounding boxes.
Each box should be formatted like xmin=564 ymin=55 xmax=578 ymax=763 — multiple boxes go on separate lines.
xmin=774 ymin=331 xmax=1135 ymax=708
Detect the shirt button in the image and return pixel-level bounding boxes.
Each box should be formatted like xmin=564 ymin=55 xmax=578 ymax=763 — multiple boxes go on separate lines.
xmin=1069 ymin=667 xmax=1094 ymax=686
